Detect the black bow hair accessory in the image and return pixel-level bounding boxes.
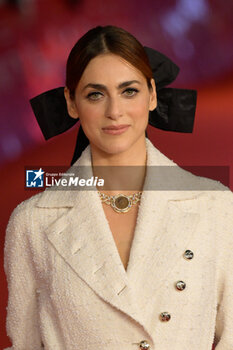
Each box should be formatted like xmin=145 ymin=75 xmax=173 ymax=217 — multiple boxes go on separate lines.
xmin=29 ymin=46 xmax=197 ymax=165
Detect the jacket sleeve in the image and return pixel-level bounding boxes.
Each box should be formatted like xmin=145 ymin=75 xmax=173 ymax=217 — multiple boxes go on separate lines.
xmin=4 ymin=200 xmax=44 ymax=349
xmin=214 ymin=190 xmax=233 ymax=349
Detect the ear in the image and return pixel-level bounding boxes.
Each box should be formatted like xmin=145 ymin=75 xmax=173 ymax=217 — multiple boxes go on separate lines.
xmin=149 ymin=78 xmax=157 ymax=111
xmin=64 ymin=87 xmax=79 ymax=119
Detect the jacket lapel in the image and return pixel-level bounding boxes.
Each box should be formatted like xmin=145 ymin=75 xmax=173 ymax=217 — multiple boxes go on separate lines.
xmin=36 ymin=138 xmax=202 ymax=339
xmin=39 ymin=188 xmax=146 ymax=330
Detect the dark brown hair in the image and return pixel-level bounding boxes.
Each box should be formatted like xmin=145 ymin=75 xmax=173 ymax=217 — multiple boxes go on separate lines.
xmin=66 ymin=25 xmax=153 ymax=98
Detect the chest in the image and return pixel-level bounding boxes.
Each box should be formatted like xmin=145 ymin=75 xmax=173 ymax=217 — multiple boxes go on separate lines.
xmin=102 ymin=203 xmax=139 ymax=271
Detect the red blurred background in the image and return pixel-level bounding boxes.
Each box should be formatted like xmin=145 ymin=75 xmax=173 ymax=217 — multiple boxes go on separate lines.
xmin=1 ymin=0 xmax=233 ymax=348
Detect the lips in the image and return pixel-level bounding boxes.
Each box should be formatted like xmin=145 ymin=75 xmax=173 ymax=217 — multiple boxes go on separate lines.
xmin=102 ymin=124 xmax=130 ymax=130
xmin=102 ymin=125 xmax=130 ymax=135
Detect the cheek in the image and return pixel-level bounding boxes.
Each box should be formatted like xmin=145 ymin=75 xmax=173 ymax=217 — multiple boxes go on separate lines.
xmin=76 ymin=103 xmax=100 ymax=129
xmin=129 ymin=97 xmax=150 ymax=125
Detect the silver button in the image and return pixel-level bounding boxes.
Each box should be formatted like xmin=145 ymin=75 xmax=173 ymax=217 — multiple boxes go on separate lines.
xmin=175 ymin=280 xmax=186 ymax=291
xmin=183 ymin=249 xmax=194 ymax=260
xmin=139 ymin=340 xmax=150 ymax=349
xmin=160 ymin=312 xmax=171 ymax=322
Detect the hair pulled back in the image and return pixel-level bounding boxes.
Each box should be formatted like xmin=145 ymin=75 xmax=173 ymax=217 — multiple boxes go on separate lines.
xmin=66 ymin=25 xmax=153 ymax=98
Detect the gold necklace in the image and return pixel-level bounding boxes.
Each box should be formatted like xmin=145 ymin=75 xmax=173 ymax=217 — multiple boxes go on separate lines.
xmin=98 ymin=191 xmax=142 ymax=213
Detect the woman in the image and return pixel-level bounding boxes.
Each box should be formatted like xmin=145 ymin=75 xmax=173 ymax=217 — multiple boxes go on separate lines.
xmin=4 ymin=25 xmax=233 ymax=350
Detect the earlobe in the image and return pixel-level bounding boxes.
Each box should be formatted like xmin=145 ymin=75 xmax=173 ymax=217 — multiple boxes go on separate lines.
xmin=149 ymin=78 xmax=157 ymax=111
xmin=64 ymin=87 xmax=79 ymax=120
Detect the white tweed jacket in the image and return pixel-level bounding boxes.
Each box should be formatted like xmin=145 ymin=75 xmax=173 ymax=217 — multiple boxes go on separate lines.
xmin=4 ymin=138 xmax=233 ymax=350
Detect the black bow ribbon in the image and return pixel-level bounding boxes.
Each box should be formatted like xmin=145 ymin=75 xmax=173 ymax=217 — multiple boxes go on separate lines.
xmin=29 ymin=46 xmax=197 ymax=165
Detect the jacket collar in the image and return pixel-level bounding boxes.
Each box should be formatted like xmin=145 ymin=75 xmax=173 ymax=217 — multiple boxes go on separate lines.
xmin=36 ymin=137 xmax=205 ymax=208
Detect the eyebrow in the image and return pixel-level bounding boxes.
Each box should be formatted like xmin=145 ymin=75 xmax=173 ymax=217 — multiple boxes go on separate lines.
xmin=82 ymin=80 xmax=142 ymax=92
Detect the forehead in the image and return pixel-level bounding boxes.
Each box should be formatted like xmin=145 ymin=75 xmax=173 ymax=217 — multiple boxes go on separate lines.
xmin=79 ymin=53 xmax=146 ymax=83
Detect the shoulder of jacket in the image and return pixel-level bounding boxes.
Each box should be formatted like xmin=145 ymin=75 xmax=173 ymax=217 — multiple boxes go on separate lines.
xmin=8 ymin=191 xmax=46 ymax=224
xmin=148 ymin=139 xmax=232 ymax=196
xmin=195 ymin=179 xmax=233 ymax=215
xmin=175 ymin=163 xmax=230 ymax=191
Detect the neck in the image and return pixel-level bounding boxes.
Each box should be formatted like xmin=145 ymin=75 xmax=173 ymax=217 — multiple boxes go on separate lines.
xmin=90 ymin=137 xmax=148 ymax=195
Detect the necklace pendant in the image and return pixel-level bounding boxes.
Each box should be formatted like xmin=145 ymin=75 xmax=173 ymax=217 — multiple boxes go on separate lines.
xmin=98 ymin=190 xmax=142 ymax=213
xmin=111 ymin=194 xmax=132 ymax=213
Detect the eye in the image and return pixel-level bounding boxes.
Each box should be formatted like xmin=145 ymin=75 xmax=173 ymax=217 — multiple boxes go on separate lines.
xmin=86 ymin=91 xmax=103 ymax=100
xmin=123 ymin=88 xmax=139 ymax=97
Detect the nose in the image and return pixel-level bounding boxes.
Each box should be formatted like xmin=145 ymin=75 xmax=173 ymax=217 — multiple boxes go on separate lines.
xmin=105 ymin=96 xmax=123 ymax=120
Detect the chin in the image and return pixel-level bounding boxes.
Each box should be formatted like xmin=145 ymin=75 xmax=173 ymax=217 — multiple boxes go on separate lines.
xmin=100 ymin=144 xmax=128 ymax=155
xmin=101 ymin=138 xmax=140 ymax=156
xmin=90 ymin=132 xmax=145 ymax=156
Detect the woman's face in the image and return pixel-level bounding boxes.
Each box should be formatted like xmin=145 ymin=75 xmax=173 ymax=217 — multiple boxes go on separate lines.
xmin=65 ymin=53 xmax=157 ymax=156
